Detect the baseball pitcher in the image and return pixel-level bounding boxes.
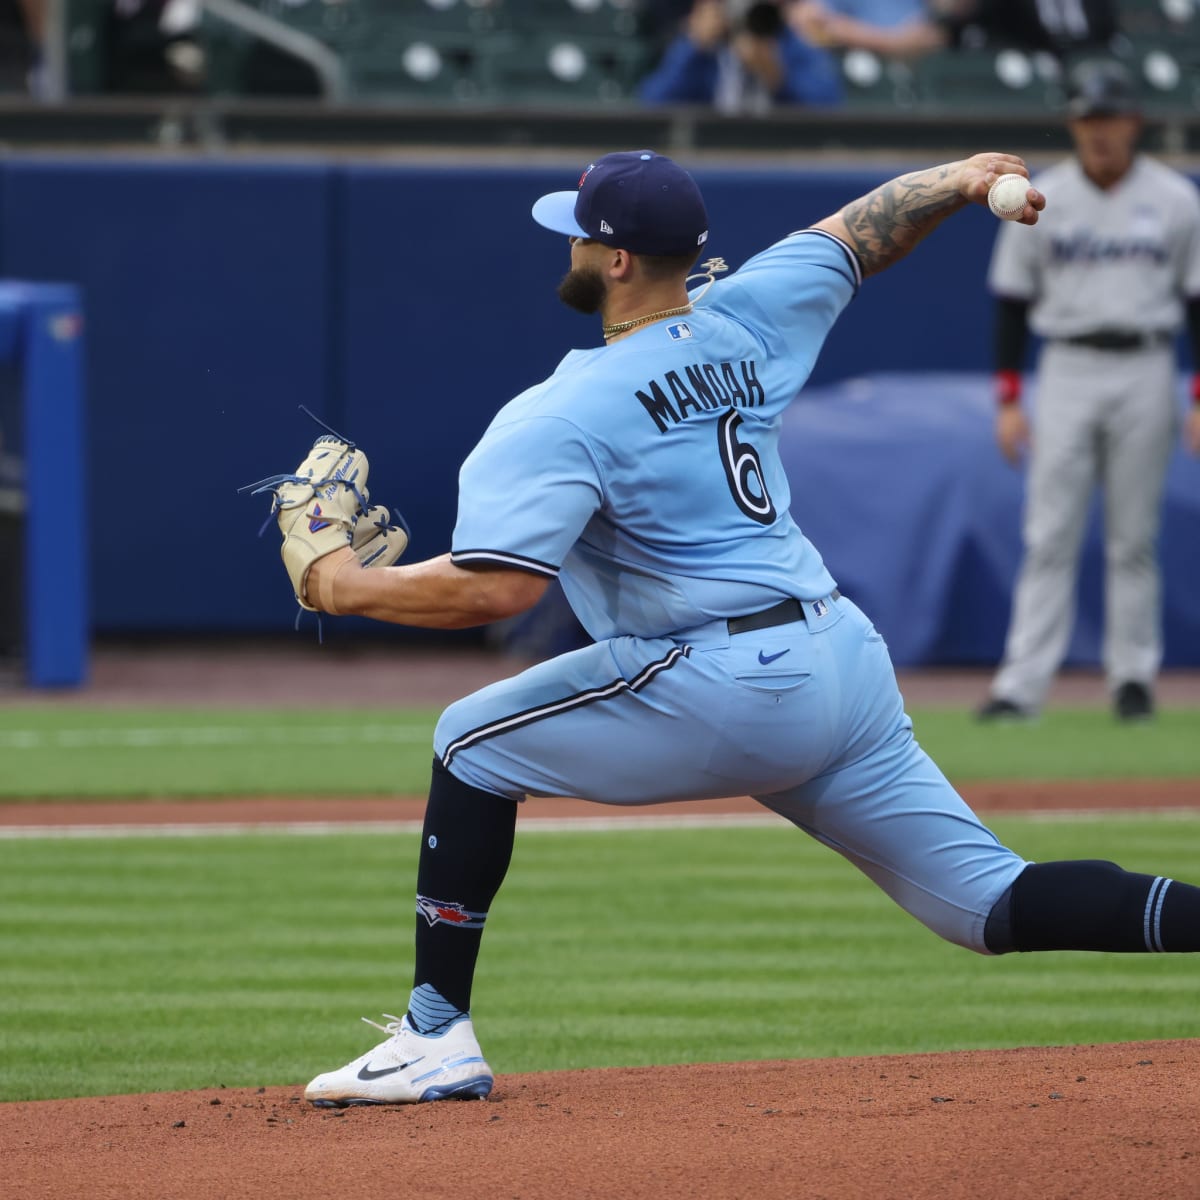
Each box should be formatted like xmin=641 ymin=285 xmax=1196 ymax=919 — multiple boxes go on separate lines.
xmin=251 ymin=149 xmax=1200 ymax=1107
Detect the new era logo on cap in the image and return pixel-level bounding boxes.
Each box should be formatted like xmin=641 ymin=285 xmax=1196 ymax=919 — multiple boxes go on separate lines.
xmin=531 ymin=150 xmax=709 ymax=257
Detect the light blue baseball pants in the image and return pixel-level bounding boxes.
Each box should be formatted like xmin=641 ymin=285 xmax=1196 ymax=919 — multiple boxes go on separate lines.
xmin=434 ymin=595 xmax=1027 ymax=952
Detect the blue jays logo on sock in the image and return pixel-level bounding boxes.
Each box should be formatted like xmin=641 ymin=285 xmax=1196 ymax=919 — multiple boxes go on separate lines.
xmin=416 ymin=895 xmax=486 ymax=929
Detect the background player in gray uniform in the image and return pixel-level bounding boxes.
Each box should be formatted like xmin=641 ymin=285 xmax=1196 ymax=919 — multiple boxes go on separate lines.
xmin=978 ymin=60 xmax=1200 ymax=723
xmin=292 ymin=150 xmax=1200 ymax=1108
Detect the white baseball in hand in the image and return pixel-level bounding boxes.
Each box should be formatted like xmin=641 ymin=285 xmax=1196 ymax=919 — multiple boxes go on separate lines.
xmin=988 ymin=173 xmax=1031 ymax=221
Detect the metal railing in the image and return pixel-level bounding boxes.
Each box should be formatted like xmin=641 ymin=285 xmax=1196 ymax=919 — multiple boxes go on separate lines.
xmin=198 ymin=0 xmax=348 ymax=102
xmin=38 ymin=0 xmax=348 ymax=102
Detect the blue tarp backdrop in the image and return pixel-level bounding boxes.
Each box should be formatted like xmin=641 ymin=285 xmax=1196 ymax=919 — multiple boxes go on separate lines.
xmin=782 ymin=374 xmax=1200 ymax=668
xmin=0 ymin=155 xmax=1196 ymax=665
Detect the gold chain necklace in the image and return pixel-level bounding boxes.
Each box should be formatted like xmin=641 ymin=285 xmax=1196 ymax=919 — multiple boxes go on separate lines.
xmin=602 ymin=302 xmax=693 ymax=341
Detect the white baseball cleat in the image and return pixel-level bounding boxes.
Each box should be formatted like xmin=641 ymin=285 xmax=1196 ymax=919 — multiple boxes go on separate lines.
xmin=304 ymin=1013 xmax=493 ymax=1107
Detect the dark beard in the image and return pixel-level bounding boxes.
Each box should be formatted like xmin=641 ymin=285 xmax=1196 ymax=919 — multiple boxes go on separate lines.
xmin=556 ymin=266 xmax=606 ymax=315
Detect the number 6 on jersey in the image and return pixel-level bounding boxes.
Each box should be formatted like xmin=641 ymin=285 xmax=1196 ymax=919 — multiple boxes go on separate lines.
xmin=718 ymin=410 xmax=776 ymax=524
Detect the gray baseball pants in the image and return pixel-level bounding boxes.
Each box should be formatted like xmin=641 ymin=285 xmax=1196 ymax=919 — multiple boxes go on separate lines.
xmin=991 ymin=341 xmax=1178 ymax=710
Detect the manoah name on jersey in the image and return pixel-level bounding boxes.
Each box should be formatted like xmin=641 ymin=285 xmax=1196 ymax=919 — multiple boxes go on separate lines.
xmin=636 ymin=359 xmax=765 ymax=433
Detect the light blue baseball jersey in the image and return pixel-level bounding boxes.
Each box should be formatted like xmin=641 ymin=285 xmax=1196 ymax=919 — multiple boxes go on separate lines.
xmin=451 ymin=229 xmax=861 ymax=640
xmin=437 ymin=223 xmax=1026 ymax=952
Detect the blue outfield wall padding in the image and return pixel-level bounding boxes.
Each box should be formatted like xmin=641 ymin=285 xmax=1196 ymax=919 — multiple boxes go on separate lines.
xmin=0 ymin=154 xmax=1196 ymax=661
xmin=339 ymin=164 xmax=589 ymax=569
xmin=0 ymin=158 xmax=340 ymax=632
xmin=0 ymin=282 xmax=88 ymax=686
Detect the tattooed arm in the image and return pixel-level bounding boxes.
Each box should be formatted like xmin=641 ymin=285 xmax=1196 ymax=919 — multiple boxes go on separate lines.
xmin=814 ymin=154 xmax=1044 ymax=278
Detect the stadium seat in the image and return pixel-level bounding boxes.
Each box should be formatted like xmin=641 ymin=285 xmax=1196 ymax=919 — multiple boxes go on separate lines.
xmin=518 ymin=0 xmax=641 ymax=39
xmin=837 ymin=50 xmax=921 ymax=110
xmin=911 ymin=48 xmax=1066 ymax=113
xmin=489 ymin=33 xmax=646 ymax=105
xmin=59 ymin=0 xmax=645 ymax=103
xmin=345 ymin=31 xmax=509 ymax=102
xmin=1125 ymin=36 xmax=1200 ymax=111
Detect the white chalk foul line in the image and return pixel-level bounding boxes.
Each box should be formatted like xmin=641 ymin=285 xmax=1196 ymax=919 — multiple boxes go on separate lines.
xmin=0 ymin=807 xmax=1194 ymax=841
xmin=0 ymin=725 xmax=432 ymax=750
xmin=0 ymin=814 xmax=781 ymax=839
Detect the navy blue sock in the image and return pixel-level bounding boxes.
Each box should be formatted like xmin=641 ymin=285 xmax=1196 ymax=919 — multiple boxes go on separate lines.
xmin=408 ymin=758 xmax=517 ymax=1031
xmin=985 ymin=860 xmax=1200 ymax=954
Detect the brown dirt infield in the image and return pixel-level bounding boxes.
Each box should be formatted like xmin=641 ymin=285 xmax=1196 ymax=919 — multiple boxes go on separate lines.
xmin=4 ymin=647 xmax=1199 ymax=1199
xmin=8 ymin=1039 xmax=1200 ymax=1200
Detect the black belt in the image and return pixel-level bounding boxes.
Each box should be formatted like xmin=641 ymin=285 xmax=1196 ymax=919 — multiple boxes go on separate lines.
xmin=1058 ymin=330 xmax=1173 ymax=352
xmin=727 ymin=591 xmax=839 ymax=636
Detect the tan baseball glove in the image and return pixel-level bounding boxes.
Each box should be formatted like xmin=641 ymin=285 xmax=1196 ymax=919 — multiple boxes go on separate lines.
xmin=242 ymin=423 xmax=409 ymax=612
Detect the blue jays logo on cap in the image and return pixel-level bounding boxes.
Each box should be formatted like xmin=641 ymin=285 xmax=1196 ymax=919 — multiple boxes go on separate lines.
xmin=532 ymin=150 xmax=709 ymax=257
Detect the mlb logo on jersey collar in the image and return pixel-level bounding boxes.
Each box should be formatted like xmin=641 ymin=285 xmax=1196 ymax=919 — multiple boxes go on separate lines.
xmin=667 ymin=322 xmax=692 ymax=340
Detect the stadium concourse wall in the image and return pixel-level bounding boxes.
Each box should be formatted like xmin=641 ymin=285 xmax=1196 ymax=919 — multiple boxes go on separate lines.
xmin=0 ymin=155 xmax=1196 ymax=668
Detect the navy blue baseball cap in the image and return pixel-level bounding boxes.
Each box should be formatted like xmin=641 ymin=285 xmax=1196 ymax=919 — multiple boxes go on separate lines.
xmin=532 ymin=150 xmax=709 ymax=256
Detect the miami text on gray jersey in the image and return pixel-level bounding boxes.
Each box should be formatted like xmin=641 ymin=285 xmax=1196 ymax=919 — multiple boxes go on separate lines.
xmin=1050 ymin=232 xmax=1169 ymax=265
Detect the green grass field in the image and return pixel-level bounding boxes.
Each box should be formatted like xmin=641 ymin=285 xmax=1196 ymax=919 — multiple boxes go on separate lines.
xmin=0 ymin=705 xmax=1197 ymax=798
xmin=2 ymin=817 xmax=1199 ymax=1103
xmin=1 ymin=699 xmax=1196 ymax=1104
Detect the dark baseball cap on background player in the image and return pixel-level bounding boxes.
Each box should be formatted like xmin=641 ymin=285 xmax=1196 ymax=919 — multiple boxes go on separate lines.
xmin=531 ymin=150 xmax=709 ymax=256
xmin=1065 ymin=59 xmax=1141 ymax=118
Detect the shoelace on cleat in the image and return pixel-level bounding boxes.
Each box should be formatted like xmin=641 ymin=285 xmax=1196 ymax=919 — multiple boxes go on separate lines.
xmin=362 ymin=1013 xmax=408 ymax=1038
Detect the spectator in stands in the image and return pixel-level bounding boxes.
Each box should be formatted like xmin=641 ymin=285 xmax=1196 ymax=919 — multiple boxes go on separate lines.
xmin=106 ymin=0 xmax=204 ymax=95
xmin=637 ymin=0 xmax=843 ymax=111
xmin=789 ymin=0 xmax=1119 ymax=62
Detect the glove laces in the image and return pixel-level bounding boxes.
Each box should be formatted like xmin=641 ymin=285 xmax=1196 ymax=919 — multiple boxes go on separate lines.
xmin=237 ymin=405 xmax=370 ymax=642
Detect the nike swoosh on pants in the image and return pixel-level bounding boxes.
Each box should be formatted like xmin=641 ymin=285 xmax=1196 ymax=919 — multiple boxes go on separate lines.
xmin=757 ymin=649 xmax=791 ymax=665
